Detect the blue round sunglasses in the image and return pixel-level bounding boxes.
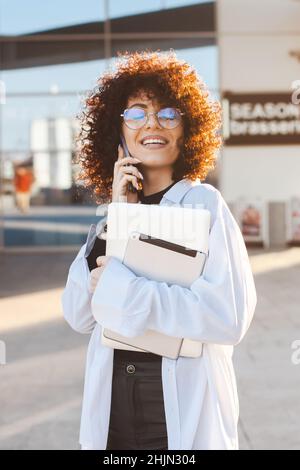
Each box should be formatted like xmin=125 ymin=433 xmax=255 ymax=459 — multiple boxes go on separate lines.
xmin=120 ymin=106 xmax=185 ymax=130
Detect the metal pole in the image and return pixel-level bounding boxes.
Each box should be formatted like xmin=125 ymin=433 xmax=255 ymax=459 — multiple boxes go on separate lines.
xmin=104 ymin=0 xmax=112 ymax=69
xmin=0 ymin=1 xmax=4 ymax=251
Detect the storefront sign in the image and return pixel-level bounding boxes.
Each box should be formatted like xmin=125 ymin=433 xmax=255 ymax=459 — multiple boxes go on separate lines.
xmin=222 ymin=92 xmax=300 ymax=145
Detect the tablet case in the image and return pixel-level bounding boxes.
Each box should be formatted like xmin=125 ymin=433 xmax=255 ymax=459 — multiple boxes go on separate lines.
xmin=105 ymin=202 xmax=211 ymax=265
xmin=101 ymin=231 xmax=207 ymax=359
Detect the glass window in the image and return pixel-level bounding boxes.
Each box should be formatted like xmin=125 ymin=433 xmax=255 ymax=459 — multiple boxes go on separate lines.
xmin=111 ymin=41 xmax=218 ymax=96
xmin=0 ymin=0 xmax=104 ymax=35
xmin=165 ymin=0 xmax=210 ymax=8
xmin=175 ymin=46 xmax=218 ymax=99
xmin=1 ymin=59 xmax=107 ymax=94
xmin=109 ymin=0 xmax=161 ymax=18
xmin=0 ymin=93 xmax=99 ymax=247
xmin=109 ymin=0 xmax=211 ymax=18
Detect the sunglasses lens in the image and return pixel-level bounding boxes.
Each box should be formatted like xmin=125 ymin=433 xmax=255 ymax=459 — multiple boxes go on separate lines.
xmin=124 ymin=108 xmax=146 ymax=128
xmin=158 ymin=108 xmax=181 ymax=128
xmin=122 ymin=107 xmax=182 ymax=129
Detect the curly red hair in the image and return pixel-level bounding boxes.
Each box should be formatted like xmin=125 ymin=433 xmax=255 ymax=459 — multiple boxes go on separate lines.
xmin=75 ymin=49 xmax=222 ymax=204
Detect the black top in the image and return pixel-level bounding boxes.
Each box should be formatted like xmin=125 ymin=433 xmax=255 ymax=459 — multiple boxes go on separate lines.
xmin=86 ymin=180 xmax=177 ymax=362
xmin=138 ymin=180 xmax=176 ymax=205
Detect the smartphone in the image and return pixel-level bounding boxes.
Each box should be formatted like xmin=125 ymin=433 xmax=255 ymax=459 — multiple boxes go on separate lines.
xmin=119 ymin=133 xmax=142 ymax=193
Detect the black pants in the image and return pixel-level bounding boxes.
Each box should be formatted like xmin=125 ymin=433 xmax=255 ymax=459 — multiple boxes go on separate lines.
xmin=106 ymin=349 xmax=168 ymax=450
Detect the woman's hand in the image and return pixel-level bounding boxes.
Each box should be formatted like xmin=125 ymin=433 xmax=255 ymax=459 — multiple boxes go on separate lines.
xmin=111 ymin=144 xmax=143 ymax=203
xmin=89 ymin=255 xmax=112 ymax=294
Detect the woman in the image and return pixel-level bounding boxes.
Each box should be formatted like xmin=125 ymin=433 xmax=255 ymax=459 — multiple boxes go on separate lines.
xmin=62 ymin=50 xmax=257 ymax=450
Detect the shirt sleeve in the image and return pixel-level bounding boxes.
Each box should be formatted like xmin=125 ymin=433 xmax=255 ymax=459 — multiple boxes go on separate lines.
xmin=61 ymin=243 xmax=97 ymax=335
xmin=91 ymin=190 xmax=257 ymax=345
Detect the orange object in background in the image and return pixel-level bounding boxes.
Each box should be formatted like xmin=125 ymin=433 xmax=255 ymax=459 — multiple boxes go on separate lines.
xmin=14 ymin=167 xmax=34 ymax=192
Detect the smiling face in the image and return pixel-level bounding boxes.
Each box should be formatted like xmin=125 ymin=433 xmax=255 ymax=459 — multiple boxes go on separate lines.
xmin=121 ymin=90 xmax=184 ymax=171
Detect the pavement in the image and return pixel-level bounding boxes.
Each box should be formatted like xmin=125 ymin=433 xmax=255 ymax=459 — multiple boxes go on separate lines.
xmin=0 ymin=245 xmax=300 ymax=450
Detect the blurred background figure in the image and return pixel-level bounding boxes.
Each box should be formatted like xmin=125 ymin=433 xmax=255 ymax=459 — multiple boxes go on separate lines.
xmin=13 ymin=165 xmax=35 ymax=214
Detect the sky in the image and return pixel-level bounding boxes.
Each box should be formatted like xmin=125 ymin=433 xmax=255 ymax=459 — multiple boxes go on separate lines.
xmin=0 ymin=0 xmax=218 ymax=152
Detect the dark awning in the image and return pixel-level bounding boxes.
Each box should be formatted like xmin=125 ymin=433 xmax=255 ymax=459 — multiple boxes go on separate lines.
xmin=0 ymin=2 xmax=215 ymax=70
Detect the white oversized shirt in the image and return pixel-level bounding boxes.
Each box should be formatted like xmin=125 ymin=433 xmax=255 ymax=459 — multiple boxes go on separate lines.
xmin=61 ymin=178 xmax=257 ymax=450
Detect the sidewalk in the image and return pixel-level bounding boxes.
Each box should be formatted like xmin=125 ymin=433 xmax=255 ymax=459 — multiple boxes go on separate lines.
xmin=0 ymin=247 xmax=300 ymax=449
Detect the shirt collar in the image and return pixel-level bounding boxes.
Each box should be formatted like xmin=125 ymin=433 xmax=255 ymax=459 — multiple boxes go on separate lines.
xmin=160 ymin=178 xmax=200 ymax=204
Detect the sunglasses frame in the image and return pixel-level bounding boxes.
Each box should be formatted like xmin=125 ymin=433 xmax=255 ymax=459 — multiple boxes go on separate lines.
xmin=120 ymin=106 xmax=185 ymax=129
